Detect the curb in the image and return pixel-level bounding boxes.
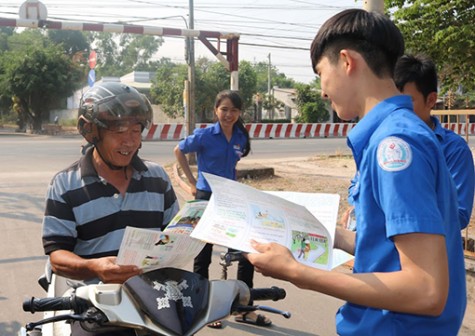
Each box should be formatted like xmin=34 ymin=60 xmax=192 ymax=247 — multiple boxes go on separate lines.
xmin=0 ymin=129 xmax=40 ymax=137
xmin=172 ymin=163 xmax=192 ymax=195
xmin=172 ymin=162 xmax=276 ymax=197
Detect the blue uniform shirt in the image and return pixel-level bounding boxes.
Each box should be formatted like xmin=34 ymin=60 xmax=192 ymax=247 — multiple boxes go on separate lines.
xmin=432 ymin=116 xmax=475 ymax=229
xmin=337 ymin=95 xmax=466 ymax=336
xmin=348 ymin=115 xmax=475 ymax=231
xmin=178 ymin=122 xmax=247 ymax=192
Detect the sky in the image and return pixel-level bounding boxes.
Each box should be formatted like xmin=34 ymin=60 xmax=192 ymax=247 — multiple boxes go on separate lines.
xmin=0 ymin=0 xmax=363 ymax=84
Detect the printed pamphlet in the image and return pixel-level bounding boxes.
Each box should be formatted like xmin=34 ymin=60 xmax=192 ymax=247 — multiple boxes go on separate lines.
xmin=190 ymin=173 xmax=353 ymax=270
xmin=116 ymin=201 xmax=207 ymax=271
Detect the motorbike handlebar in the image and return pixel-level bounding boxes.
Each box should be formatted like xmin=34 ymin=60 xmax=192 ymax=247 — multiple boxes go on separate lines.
xmin=23 ymin=296 xmax=89 ymax=314
xmin=250 ymin=286 xmax=286 ymax=302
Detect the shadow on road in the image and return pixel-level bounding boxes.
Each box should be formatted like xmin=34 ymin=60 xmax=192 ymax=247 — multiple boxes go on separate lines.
xmin=223 ymin=320 xmax=322 ymax=336
xmin=0 ymin=321 xmax=22 ymax=336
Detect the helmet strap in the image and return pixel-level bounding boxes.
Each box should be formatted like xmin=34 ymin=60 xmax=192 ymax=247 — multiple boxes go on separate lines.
xmin=94 ymin=145 xmax=124 ymax=171
xmin=92 ymin=136 xmax=127 ymax=171
xmin=96 ymin=146 xmax=132 ymax=180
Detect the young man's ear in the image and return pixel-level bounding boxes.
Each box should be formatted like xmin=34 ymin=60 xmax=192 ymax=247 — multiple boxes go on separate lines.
xmin=339 ymin=49 xmax=358 ymax=75
xmin=426 ymin=92 xmax=438 ymax=110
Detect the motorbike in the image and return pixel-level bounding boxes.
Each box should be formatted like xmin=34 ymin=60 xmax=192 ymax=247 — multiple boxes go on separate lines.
xmin=20 ymin=254 xmax=290 ymax=336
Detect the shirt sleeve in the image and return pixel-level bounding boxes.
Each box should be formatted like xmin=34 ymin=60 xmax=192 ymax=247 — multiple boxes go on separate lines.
xmin=372 ymin=135 xmax=445 ymax=238
xmin=444 ymin=137 xmax=475 ymax=230
xmin=42 ymin=175 xmax=78 ymax=254
xmin=178 ymin=129 xmax=203 ymax=154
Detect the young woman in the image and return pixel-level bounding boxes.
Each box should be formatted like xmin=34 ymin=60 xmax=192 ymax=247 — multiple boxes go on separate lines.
xmin=174 ymin=90 xmax=271 ymax=328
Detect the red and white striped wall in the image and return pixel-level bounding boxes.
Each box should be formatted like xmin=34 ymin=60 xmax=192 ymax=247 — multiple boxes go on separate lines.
xmin=246 ymin=123 xmax=356 ymax=138
xmin=143 ymin=122 xmax=475 ymax=141
xmin=143 ymin=123 xmax=356 ymax=141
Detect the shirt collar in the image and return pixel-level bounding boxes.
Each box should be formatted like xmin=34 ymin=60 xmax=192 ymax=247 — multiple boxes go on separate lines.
xmin=212 ymin=121 xmax=221 ymax=135
xmin=211 ymin=121 xmax=244 ymax=136
xmin=431 ymin=116 xmax=445 ymax=141
xmin=79 ymin=146 xmax=148 ymax=180
xmin=347 ymin=95 xmax=413 ymax=166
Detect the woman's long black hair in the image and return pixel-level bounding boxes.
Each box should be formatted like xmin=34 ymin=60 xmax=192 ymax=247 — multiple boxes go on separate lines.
xmin=215 ymin=90 xmax=251 ymax=157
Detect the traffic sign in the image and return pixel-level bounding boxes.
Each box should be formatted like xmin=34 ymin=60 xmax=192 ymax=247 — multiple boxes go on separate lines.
xmin=88 ymin=69 xmax=95 ymax=87
xmin=88 ymin=50 xmax=97 ymax=69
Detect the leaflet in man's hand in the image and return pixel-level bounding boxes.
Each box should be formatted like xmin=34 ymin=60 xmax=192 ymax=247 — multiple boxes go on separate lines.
xmin=190 ymin=173 xmax=352 ymax=270
xmin=116 ymin=201 xmax=207 ymax=271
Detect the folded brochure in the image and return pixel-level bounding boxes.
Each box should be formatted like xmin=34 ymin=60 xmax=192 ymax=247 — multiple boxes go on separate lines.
xmin=190 ymin=173 xmax=353 ymax=270
xmin=116 ymin=200 xmax=207 ymax=271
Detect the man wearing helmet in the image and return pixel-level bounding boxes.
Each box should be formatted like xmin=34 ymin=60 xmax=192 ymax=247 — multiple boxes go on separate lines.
xmin=42 ymin=83 xmax=179 ymax=290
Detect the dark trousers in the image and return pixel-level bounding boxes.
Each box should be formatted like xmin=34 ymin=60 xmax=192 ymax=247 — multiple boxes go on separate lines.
xmin=194 ymin=189 xmax=254 ymax=290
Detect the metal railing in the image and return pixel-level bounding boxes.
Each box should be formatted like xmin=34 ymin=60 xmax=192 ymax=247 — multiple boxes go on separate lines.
xmin=431 ymin=109 xmax=474 ymax=143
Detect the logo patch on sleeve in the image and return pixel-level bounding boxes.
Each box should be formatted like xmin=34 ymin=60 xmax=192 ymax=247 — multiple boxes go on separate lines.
xmin=377 ymin=136 xmax=412 ymax=171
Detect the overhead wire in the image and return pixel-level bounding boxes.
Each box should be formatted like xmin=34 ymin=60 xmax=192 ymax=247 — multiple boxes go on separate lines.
xmin=0 ymin=0 xmax=358 ymax=83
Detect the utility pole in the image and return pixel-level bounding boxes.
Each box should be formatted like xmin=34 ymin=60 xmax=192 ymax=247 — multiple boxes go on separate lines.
xmin=186 ymin=0 xmax=196 ymax=164
xmin=363 ymin=0 xmax=384 ymax=13
xmin=267 ymin=53 xmax=273 ymax=120
xmin=187 ymin=0 xmax=196 ymax=135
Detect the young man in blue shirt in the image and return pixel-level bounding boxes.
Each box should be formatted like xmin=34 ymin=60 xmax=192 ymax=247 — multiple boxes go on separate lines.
xmin=394 ymin=54 xmax=474 ymax=230
xmin=247 ymin=9 xmax=466 ymax=335
xmin=343 ymin=54 xmax=475 ymax=232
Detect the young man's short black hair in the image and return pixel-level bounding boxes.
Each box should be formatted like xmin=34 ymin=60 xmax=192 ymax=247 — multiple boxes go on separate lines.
xmin=310 ymin=9 xmax=404 ymax=78
xmin=394 ymin=54 xmax=438 ymax=99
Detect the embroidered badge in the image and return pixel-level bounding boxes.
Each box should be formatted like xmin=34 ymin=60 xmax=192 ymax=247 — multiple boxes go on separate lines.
xmin=234 ymin=144 xmax=243 ymax=158
xmin=377 ymin=137 xmax=412 ymax=172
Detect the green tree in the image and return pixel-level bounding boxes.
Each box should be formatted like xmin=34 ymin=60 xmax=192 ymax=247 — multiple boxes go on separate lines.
xmin=1 ymin=44 xmax=83 ymax=132
xmin=7 ymin=29 xmax=48 ymax=52
xmin=120 ymin=34 xmax=162 ymax=70
xmin=88 ymin=32 xmax=121 ymax=77
xmin=48 ymin=30 xmax=89 ymax=56
xmin=237 ymin=61 xmax=258 ymax=110
xmin=195 ymin=58 xmax=229 ymax=121
xmin=150 ymin=58 xmax=188 ymax=118
xmin=89 ymin=32 xmax=163 ymax=78
xmin=385 ymin=0 xmax=475 ymax=93
xmin=0 ymin=29 xmax=15 ymax=115
xmin=152 ymin=58 xmax=258 ymax=122
xmin=253 ymin=61 xmax=295 ymax=93
xmin=294 ymin=83 xmax=329 ymax=123
xmin=195 ymin=59 xmax=257 ymax=121
xmin=252 ymin=60 xmax=294 ymax=119
xmin=0 ymin=27 xmax=14 ymax=52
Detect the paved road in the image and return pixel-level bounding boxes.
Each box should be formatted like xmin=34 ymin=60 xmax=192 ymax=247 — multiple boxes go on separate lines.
xmin=0 ymin=133 xmax=349 ymax=336
xmin=1 ymin=132 xmax=474 ymax=336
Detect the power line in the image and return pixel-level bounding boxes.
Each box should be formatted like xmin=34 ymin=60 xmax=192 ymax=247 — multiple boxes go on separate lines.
xmin=240 ymin=42 xmax=308 ymax=51
xmin=0 ymin=0 xmax=358 ymax=84
xmin=240 ymin=32 xmax=313 ymax=41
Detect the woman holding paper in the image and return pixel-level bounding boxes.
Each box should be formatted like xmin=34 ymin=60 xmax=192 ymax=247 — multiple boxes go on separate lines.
xmin=174 ymin=90 xmax=271 ymax=328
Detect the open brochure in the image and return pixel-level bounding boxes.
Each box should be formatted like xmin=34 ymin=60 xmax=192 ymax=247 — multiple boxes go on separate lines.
xmin=265 ymin=191 xmax=354 ymax=269
xmin=190 ymin=173 xmax=353 ymax=270
xmin=116 ymin=201 xmax=207 ymax=271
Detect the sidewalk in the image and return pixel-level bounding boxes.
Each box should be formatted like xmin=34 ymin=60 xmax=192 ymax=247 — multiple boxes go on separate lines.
xmin=0 ymin=125 xmax=32 ymax=136
xmin=170 ymin=161 xmax=275 ymax=204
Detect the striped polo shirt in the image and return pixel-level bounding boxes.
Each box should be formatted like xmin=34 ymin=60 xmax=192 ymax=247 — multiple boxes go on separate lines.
xmin=42 ymin=148 xmax=179 ymax=259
